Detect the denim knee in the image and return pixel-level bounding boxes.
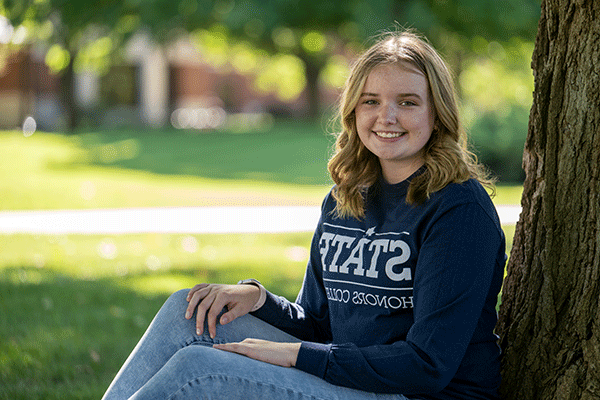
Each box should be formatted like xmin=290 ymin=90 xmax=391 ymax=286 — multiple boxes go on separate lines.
xmin=146 ymin=289 xmax=197 ymax=342
xmin=167 ymin=288 xmax=190 ymax=307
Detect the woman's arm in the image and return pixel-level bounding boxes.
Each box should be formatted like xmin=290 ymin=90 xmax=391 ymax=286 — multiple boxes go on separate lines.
xmin=248 ymin=230 xmax=333 ymax=343
xmin=185 ymin=192 xmax=334 ymax=343
xmin=293 ymin=203 xmax=505 ymax=394
xmin=214 ymin=339 xmax=302 ymax=368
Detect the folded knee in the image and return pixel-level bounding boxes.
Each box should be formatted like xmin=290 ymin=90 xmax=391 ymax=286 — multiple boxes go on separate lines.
xmin=166 ymin=288 xmax=190 ymax=306
xmin=155 ymin=289 xmax=191 ymax=323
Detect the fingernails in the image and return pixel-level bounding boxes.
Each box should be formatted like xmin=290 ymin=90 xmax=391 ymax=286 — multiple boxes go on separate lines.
xmin=196 ymin=328 xmax=201 ymax=336
xmin=185 ymin=311 xmax=191 ymax=319
xmin=221 ymin=316 xmax=229 ymax=324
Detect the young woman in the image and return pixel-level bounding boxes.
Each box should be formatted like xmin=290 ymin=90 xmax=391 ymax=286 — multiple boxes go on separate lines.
xmin=102 ymin=31 xmax=505 ymax=400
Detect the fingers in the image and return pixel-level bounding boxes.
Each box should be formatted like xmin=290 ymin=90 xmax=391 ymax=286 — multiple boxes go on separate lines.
xmin=185 ymin=284 xmax=217 ymax=336
xmin=205 ymin=293 xmax=228 ymax=339
xmin=194 ymin=292 xmax=214 ymax=336
xmin=219 ymin=305 xmax=242 ymax=326
xmin=214 ymin=339 xmax=268 ymax=358
xmin=217 ymin=284 xmax=260 ymax=326
xmin=186 ymin=283 xmax=210 ymax=306
xmin=184 ymin=283 xmax=210 ymax=319
xmin=184 ymin=283 xmax=258 ymax=338
xmin=213 ymin=338 xmax=258 ymax=356
xmin=213 ymin=340 xmax=301 ymax=368
xmin=184 ymin=284 xmax=231 ymax=338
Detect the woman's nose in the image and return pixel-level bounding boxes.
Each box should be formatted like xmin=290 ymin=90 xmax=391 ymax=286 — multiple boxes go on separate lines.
xmin=378 ymin=103 xmax=397 ymax=124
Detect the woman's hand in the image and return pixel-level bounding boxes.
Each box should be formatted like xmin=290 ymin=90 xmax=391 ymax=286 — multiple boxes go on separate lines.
xmin=185 ymin=283 xmax=261 ymax=338
xmin=214 ymin=339 xmax=301 ymax=368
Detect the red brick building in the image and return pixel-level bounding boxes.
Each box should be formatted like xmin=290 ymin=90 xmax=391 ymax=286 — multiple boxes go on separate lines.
xmin=0 ymin=35 xmax=334 ymax=131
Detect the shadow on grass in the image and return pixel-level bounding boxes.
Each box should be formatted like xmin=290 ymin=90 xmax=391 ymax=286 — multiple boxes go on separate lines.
xmin=0 ymin=266 xmax=302 ymax=400
xmin=68 ymin=122 xmax=334 ymax=186
xmin=0 ymin=267 xmax=167 ymax=399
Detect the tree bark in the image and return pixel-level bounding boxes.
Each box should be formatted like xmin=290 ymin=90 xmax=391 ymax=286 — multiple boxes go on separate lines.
xmin=496 ymin=1 xmax=600 ymax=399
xmin=60 ymin=54 xmax=78 ymax=132
xmin=297 ymin=50 xmax=325 ymax=121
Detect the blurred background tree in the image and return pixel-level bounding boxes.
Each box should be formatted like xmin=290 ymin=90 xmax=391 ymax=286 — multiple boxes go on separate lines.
xmin=1 ymin=0 xmax=540 ymax=183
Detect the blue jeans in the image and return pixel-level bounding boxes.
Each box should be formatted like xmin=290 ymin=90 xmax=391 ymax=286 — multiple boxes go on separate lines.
xmin=102 ymin=289 xmax=410 ymax=400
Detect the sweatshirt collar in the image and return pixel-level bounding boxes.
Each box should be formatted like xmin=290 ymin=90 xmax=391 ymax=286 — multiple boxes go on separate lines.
xmin=375 ymin=166 xmax=426 ymax=204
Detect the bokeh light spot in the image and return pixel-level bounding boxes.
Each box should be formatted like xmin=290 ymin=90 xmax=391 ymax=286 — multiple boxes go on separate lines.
xmin=285 ymin=246 xmax=309 ymax=262
xmin=181 ymin=235 xmax=199 ymax=253
xmin=301 ymin=31 xmax=326 ymax=53
xmin=97 ymin=239 xmax=117 ymax=260
xmin=22 ymin=116 xmax=37 ymax=137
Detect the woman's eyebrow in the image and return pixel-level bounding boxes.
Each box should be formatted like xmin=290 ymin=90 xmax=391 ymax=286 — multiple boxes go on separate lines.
xmin=399 ymin=93 xmax=423 ymax=99
xmin=360 ymin=92 xmax=423 ymax=99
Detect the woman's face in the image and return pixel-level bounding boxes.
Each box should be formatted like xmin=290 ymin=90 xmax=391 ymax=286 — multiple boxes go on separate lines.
xmin=354 ymin=62 xmax=436 ymax=184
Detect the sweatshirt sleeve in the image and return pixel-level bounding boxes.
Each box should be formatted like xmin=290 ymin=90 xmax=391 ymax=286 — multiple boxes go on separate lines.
xmin=294 ymin=203 xmax=504 ymax=394
xmin=250 ymin=200 xmax=333 ymax=343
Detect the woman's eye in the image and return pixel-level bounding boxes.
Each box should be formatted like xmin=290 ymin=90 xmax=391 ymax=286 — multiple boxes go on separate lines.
xmin=363 ymin=99 xmax=378 ymax=105
xmin=400 ymin=101 xmax=416 ymax=106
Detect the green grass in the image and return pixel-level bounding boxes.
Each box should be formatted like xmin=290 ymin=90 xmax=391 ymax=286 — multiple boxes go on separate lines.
xmin=0 ymin=121 xmax=523 ymax=399
xmin=0 ymin=122 xmax=333 ymax=211
xmin=0 ymin=232 xmax=311 ymax=299
xmin=0 ymin=232 xmax=313 ymax=399
xmin=491 ymin=185 xmax=523 ymax=206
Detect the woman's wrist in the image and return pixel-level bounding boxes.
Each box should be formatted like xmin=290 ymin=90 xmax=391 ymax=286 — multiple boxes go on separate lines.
xmin=288 ymin=342 xmax=302 ymax=367
xmin=237 ymin=279 xmax=267 ymax=312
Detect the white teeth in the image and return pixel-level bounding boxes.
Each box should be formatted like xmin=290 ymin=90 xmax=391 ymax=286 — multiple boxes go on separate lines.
xmin=375 ymin=131 xmax=406 ymax=138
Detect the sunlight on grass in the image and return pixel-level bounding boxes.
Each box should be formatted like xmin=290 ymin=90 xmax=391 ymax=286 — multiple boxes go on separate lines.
xmin=0 ymin=232 xmax=312 ymax=299
xmin=0 ymin=127 xmax=332 ymax=211
xmin=493 ymin=185 xmax=523 ymax=205
xmin=121 ymin=273 xmax=205 ymax=296
xmin=0 ymin=231 xmax=315 ymax=398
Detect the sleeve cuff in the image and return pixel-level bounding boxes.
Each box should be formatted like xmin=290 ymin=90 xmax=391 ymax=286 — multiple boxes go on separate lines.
xmin=294 ymin=341 xmax=332 ymax=379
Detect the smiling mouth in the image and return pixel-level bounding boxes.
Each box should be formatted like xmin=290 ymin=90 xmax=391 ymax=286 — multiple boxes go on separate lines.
xmin=374 ymin=131 xmax=407 ymax=138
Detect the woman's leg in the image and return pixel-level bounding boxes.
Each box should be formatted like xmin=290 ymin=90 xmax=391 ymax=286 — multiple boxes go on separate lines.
xmin=101 ymin=289 xmax=299 ymax=400
xmin=129 ymin=344 xmax=409 ymax=400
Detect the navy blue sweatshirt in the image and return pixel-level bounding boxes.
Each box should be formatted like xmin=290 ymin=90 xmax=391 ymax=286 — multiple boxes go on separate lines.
xmin=251 ymin=175 xmax=506 ymax=399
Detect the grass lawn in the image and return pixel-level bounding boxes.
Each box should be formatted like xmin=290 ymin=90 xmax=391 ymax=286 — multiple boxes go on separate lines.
xmin=0 ymin=121 xmax=333 ymax=211
xmin=0 ymin=232 xmax=313 ymax=399
xmin=0 ymin=122 xmax=522 ymax=399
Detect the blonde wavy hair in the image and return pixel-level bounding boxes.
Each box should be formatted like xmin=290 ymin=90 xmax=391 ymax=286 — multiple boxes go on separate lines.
xmin=328 ymin=31 xmax=493 ymax=219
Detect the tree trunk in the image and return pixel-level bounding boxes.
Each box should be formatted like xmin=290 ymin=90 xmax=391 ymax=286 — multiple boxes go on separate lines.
xmin=496 ymin=1 xmax=600 ymax=399
xmin=60 ymin=54 xmax=78 ymax=132
xmin=18 ymin=49 xmax=32 ymax=126
xmin=298 ymin=50 xmax=325 ymax=121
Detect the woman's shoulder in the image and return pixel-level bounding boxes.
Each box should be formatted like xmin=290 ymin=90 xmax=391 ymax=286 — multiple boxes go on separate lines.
xmin=431 ymin=178 xmax=501 ymax=225
xmin=321 ymin=186 xmax=337 ymax=207
xmin=436 ymin=178 xmax=492 ymax=202
xmin=318 ymin=186 xmax=343 ymax=220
